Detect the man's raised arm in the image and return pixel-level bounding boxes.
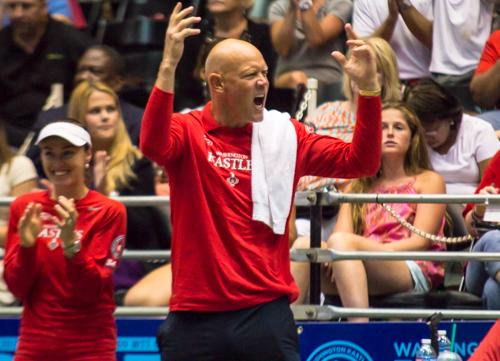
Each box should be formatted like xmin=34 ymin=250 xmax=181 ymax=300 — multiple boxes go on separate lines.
xmin=140 ymin=3 xmax=200 ymax=163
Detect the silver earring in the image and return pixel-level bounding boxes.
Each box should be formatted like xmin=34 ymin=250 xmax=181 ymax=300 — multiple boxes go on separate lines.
xmin=85 ymin=163 xmax=90 ymax=169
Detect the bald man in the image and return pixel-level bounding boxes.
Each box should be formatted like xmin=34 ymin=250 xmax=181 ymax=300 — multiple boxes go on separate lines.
xmin=140 ymin=3 xmax=382 ymax=361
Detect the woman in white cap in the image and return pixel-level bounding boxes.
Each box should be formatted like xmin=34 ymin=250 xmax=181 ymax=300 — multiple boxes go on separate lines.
xmin=4 ymin=120 xmax=126 ymax=361
xmin=67 ymin=80 xmax=170 ymax=305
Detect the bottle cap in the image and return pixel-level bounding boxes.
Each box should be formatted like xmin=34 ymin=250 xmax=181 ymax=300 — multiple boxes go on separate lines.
xmin=438 ymin=330 xmax=447 ymax=336
xmin=421 ymin=338 xmax=431 ymax=344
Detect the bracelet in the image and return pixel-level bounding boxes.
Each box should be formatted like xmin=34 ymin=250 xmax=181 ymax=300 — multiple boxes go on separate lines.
xmin=358 ymin=88 xmax=382 ymax=97
xmin=62 ymin=239 xmax=81 ymax=258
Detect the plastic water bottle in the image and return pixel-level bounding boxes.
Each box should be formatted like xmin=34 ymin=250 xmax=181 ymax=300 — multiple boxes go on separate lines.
xmin=437 ymin=330 xmax=451 ymax=352
xmin=415 ymin=339 xmax=437 ymax=361
xmin=437 ymin=350 xmax=463 ymax=361
xmin=436 ymin=330 xmax=463 ymax=361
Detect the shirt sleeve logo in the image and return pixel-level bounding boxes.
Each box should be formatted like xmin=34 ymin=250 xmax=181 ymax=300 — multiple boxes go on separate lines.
xmin=110 ymin=235 xmax=126 ymax=258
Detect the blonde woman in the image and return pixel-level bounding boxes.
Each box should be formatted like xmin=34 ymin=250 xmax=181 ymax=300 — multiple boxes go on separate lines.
xmin=68 ymin=80 xmax=170 ymax=299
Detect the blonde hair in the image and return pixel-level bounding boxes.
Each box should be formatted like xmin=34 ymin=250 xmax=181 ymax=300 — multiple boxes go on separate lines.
xmin=350 ymin=102 xmax=431 ymax=234
xmin=67 ymin=81 xmax=142 ymax=195
xmin=342 ymin=37 xmax=401 ymax=102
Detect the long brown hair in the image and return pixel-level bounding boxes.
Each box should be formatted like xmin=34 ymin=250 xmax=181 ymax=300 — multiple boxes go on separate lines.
xmin=350 ymin=102 xmax=431 ymax=234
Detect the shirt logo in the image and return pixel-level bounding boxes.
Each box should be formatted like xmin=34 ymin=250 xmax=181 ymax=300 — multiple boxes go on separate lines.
xmin=110 ymin=235 xmax=126 ymax=258
xmin=226 ymin=172 xmax=239 ymax=187
xmin=46 ymin=53 xmax=65 ymax=60
xmin=207 ymin=151 xmax=251 ymax=171
xmin=203 ymin=135 xmax=213 ymax=146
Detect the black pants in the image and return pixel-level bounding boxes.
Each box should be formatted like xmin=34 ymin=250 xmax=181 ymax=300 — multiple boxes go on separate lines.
xmin=157 ymin=296 xmax=300 ymax=361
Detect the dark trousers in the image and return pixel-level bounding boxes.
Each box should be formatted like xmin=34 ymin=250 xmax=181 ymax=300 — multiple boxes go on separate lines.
xmin=157 ymin=296 xmax=300 ymax=361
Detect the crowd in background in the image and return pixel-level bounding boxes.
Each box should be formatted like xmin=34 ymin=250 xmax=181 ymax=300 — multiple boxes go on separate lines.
xmin=1 ymin=0 xmax=500 ymax=313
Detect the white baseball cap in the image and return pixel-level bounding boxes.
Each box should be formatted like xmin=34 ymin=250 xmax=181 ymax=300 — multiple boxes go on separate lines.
xmin=36 ymin=121 xmax=92 ymax=147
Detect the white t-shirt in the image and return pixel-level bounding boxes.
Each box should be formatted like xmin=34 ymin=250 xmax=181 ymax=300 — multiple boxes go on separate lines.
xmin=352 ymin=0 xmax=433 ymax=80
xmin=428 ymin=114 xmax=500 ymax=195
xmin=430 ymin=0 xmax=494 ymax=75
xmin=0 ymin=155 xmax=37 ymax=225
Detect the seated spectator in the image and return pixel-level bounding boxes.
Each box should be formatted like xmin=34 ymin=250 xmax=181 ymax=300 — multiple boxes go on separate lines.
xmin=291 ymin=102 xmax=446 ymax=317
xmin=0 ymin=0 xmax=95 ymax=148
xmin=352 ymin=0 xmax=432 ymax=85
xmin=67 ymin=80 xmax=170 ymax=301
xmin=401 ymin=0 xmax=495 ymax=111
xmin=2 ymin=0 xmax=86 ymax=28
xmin=0 ymin=118 xmax=38 ymax=306
xmin=295 ymin=36 xmax=400 ymax=239
xmin=404 ymin=78 xmax=500 ymax=195
xmin=176 ymin=0 xmax=276 ymax=111
xmin=470 ymin=30 xmax=500 ymax=133
xmin=268 ymin=0 xmax=352 ymax=102
xmin=462 ymin=150 xmax=500 ymax=309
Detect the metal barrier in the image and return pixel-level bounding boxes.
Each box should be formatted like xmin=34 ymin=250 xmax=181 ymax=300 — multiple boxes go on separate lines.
xmin=1 ymin=193 xmax=500 ymax=320
xmin=1 ymin=304 xmax=500 ymax=320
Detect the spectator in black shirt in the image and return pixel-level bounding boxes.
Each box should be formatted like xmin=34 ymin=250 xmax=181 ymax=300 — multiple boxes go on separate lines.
xmin=0 ymin=0 xmax=94 ymax=148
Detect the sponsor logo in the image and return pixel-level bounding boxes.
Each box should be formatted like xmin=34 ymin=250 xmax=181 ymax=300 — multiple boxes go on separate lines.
xmin=207 ymin=151 xmax=251 ymax=171
xmin=111 ymin=235 xmax=126 ymax=258
xmin=307 ymin=340 xmax=374 ymax=361
xmin=226 ymin=172 xmax=239 ymax=187
xmin=203 ymin=135 xmax=213 ymax=146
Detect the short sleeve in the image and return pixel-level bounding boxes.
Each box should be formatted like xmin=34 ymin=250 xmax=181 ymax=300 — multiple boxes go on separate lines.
xmin=268 ymin=0 xmax=287 ymax=23
xmin=8 ymin=156 xmax=37 ymax=188
xmin=473 ymin=118 xmax=500 ymax=162
xmin=325 ymin=0 xmax=353 ymax=24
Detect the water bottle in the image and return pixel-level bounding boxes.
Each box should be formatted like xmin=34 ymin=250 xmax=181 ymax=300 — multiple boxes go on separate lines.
xmin=436 ymin=330 xmax=463 ymax=361
xmin=437 ymin=350 xmax=463 ymax=361
xmin=415 ymin=339 xmax=437 ymax=361
xmin=437 ymin=330 xmax=451 ymax=352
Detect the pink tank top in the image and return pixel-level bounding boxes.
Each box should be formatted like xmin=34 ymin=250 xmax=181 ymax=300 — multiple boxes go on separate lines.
xmin=363 ymin=178 xmax=445 ymax=289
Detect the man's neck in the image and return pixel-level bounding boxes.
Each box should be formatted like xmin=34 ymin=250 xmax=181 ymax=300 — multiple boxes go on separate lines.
xmin=13 ymin=20 xmax=47 ymax=53
xmin=211 ymin=101 xmax=247 ymax=128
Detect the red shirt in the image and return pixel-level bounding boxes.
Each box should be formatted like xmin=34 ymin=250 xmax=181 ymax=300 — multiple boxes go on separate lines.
xmin=469 ymin=320 xmax=500 ymax=361
xmin=475 ymin=31 xmax=500 ymax=76
xmin=140 ymin=88 xmax=381 ymax=312
xmin=4 ymin=190 xmax=127 ymax=361
xmin=475 ymin=30 xmax=500 ymax=108
xmin=463 ymin=150 xmax=500 ymax=217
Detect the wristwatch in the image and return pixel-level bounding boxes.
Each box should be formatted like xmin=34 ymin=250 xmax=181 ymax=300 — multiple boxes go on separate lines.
xmin=299 ymin=0 xmax=313 ymax=12
xmin=398 ymin=0 xmax=412 ymax=11
xmin=62 ymin=239 xmax=81 ymax=257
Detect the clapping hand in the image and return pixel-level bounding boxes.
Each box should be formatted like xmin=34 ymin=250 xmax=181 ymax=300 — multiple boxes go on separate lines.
xmin=54 ymin=196 xmax=78 ymax=248
xmin=18 ymin=202 xmax=43 ymax=248
xmin=93 ymin=150 xmax=110 ymax=194
xmin=475 ymin=184 xmax=500 ymax=218
xmin=331 ymin=24 xmax=380 ymax=92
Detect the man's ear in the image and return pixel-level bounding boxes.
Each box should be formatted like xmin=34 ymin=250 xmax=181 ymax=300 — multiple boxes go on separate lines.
xmin=207 ymin=73 xmax=224 ymax=93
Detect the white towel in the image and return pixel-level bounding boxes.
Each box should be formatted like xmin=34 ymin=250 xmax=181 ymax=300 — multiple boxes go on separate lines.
xmin=251 ymin=109 xmax=297 ymax=235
